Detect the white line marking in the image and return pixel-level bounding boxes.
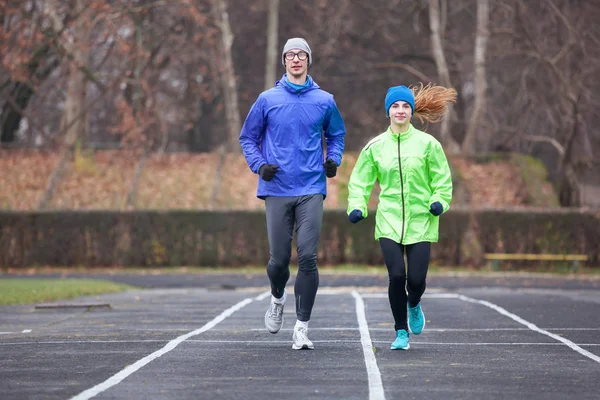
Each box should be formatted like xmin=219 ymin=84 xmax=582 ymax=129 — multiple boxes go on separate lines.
xmin=0 ymin=340 xmax=172 ymax=345
xmin=544 ymin=328 xmax=600 ymax=331
xmin=247 ymin=326 xmax=600 ymax=332
xmin=0 ymin=329 xmax=31 ymax=334
xmin=2 ymin=339 xmax=600 ymax=347
xmin=185 ymin=340 xmax=600 ymax=347
xmin=361 ymin=293 xmax=460 ymax=299
xmin=69 ymin=293 xmax=265 ymax=400
xmin=457 ymin=294 xmax=600 ymax=364
xmin=256 ymin=291 xmax=271 ymax=301
xmin=187 ymin=339 xmax=356 ymax=344
xmin=248 ymin=327 xmax=532 ymax=332
xmin=352 ymin=290 xmax=386 ymax=400
xmin=372 ymin=341 xmax=598 ymax=346
xmin=0 ymin=339 xmax=358 ymax=346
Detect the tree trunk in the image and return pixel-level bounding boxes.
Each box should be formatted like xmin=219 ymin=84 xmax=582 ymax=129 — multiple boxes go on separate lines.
xmin=62 ymin=12 xmax=90 ymax=150
xmin=1 ymin=83 xmax=33 ymax=143
xmin=462 ymin=0 xmax=490 ymax=155
xmin=39 ymin=0 xmax=90 ymax=209
xmin=213 ymin=0 xmax=241 ymax=153
xmin=264 ymin=0 xmax=280 ymax=90
xmin=428 ymin=0 xmax=460 ymax=154
xmin=559 ymin=164 xmax=581 ymax=207
xmin=558 ymin=95 xmax=582 ymax=207
xmin=1 ymin=41 xmax=58 ymax=144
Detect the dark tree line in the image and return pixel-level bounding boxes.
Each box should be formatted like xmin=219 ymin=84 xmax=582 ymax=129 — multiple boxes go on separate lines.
xmin=1 ymin=0 xmax=599 ymax=206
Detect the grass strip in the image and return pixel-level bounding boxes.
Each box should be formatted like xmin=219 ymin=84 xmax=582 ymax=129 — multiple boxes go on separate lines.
xmin=0 ymin=279 xmax=136 ymax=306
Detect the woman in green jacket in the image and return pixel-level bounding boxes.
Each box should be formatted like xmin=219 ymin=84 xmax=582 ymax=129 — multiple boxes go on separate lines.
xmin=347 ymin=83 xmax=455 ymax=350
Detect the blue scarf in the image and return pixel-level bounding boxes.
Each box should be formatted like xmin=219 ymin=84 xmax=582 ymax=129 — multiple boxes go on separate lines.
xmin=284 ymin=75 xmax=310 ymax=93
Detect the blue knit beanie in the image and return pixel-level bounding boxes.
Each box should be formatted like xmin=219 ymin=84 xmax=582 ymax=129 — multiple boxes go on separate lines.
xmin=385 ymin=85 xmax=414 ymax=117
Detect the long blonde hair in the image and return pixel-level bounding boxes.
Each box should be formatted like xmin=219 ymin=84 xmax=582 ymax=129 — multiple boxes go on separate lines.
xmin=411 ymin=83 xmax=457 ymax=124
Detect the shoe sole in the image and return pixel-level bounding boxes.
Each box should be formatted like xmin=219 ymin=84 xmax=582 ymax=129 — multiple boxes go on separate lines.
xmin=390 ymin=343 xmax=410 ymax=350
xmin=265 ymin=314 xmax=284 ymax=334
xmin=292 ymin=343 xmax=314 ymax=350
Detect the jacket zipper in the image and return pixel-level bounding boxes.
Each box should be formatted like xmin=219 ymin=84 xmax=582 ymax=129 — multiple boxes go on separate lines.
xmin=397 ymin=136 xmax=406 ymax=244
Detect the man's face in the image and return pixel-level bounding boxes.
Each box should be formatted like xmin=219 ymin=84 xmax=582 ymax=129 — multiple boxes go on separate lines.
xmin=389 ymin=101 xmax=412 ymax=127
xmin=284 ymin=48 xmax=309 ymax=78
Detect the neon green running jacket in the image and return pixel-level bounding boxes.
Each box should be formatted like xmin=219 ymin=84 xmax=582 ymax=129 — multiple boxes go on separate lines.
xmin=347 ymin=124 xmax=453 ymax=244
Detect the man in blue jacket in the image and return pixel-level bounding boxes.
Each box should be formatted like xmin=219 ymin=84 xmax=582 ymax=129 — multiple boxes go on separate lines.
xmin=239 ymin=37 xmax=346 ymax=350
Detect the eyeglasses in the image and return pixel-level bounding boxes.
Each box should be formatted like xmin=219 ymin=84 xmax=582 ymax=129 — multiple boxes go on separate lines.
xmin=285 ymin=51 xmax=308 ymax=61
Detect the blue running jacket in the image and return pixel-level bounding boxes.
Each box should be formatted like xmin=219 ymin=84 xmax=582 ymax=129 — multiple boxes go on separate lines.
xmin=239 ymin=74 xmax=346 ymax=199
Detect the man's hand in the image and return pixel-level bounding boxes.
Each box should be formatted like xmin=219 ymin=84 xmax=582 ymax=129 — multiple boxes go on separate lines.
xmin=323 ymin=159 xmax=337 ymax=178
xmin=259 ymin=164 xmax=279 ymax=181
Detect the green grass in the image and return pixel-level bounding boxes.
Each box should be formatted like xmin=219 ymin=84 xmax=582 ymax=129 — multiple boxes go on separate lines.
xmin=0 ymin=279 xmax=136 ymax=306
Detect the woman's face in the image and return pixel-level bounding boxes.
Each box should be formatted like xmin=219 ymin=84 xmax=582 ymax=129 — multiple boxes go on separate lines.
xmin=389 ymin=101 xmax=412 ymax=127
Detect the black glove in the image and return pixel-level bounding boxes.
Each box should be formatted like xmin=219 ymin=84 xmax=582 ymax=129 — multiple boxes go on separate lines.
xmin=348 ymin=209 xmax=364 ymax=224
xmin=323 ymin=159 xmax=337 ymax=178
xmin=259 ymin=164 xmax=279 ymax=181
xmin=429 ymin=201 xmax=443 ymax=216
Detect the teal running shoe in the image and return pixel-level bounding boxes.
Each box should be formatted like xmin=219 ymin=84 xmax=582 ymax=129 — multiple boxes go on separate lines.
xmin=391 ymin=329 xmax=410 ymax=350
xmin=408 ymin=303 xmax=425 ymax=335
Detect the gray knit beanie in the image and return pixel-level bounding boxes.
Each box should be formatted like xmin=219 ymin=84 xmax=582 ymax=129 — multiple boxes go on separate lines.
xmin=281 ymin=37 xmax=312 ymax=66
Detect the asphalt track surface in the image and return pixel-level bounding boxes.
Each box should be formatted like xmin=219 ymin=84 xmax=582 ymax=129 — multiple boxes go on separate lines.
xmin=1 ymin=272 xmax=599 ymax=400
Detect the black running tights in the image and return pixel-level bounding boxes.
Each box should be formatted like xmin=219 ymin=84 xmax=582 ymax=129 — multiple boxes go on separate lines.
xmin=379 ymin=238 xmax=431 ymax=331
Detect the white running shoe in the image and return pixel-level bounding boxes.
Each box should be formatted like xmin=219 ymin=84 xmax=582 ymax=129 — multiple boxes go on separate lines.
xmin=292 ymin=326 xmax=314 ymax=350
xmin=264 ymin=301 xmax=284 ymax=334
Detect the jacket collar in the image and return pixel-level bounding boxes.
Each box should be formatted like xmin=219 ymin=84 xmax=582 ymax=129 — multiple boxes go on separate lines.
xmin=276 ymin=74 xmax=319 ymax=94
xmin=386 ymin=123 xmax=414 ymax=140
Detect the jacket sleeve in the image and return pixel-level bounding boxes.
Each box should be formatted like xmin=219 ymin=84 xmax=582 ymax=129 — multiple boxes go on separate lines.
xmin=323 ymin=97 xmax=346 ymax=166
xmin=239 ymin=95 xmax=267 ymax=174
xmin=347 ymin=146 xmax=377 ymax=218
xmin=427 ymin=140 xmax=453 ymax=213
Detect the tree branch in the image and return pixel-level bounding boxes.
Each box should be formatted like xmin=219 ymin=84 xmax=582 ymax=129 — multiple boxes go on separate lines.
xmin=523 ymin=135 xmax=565 ymax=156
xmin=371 ymin=62 xmax=433 ymax=83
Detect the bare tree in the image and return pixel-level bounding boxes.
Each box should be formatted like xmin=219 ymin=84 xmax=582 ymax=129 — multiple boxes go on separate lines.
xmin=504 ymin=0 xmax=596 ymax=206
xmin=462 ymin=0 xmax=490 ymax=154
xmin=428 ymin=0 xmax=460 ymax=154
xmin=209 ymin=0 xmax=242 ymax=208
xmin=39 ymin=0 xmax=91 ymax=209
xmin=212 ymin=0 xmax=241 ymax=153
xmin=264 ymin=0 xmax=280 ymax=90
xmin=0 ymin=1 xmax=59 ymax=144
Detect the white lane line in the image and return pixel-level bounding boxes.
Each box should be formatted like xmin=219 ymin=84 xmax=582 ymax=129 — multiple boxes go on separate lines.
xmin=0 ymin=339 xmax=360 ymax=346
xmin=0 ymin=329 xmax=32 ymax=335
xmin=256 ymin=291 xmax=271 ymax=301
xmin=69 ymin=291 xmax=268 ymax=400
xmin=185 ymin=340 xmax=600 ymax=347
xmin=544 ymin=328 xmax=600 ymax=331
xmin=1 ymin=340 xmax=171 ymax=345
xmin=3 ymin=339 xmax=600 ymax=347
xmin=361 ymin=293 xmax=460 ymax=299
xmin=248 ymin=327 xmax=600 ymax=332
xmin=372 ymin=341 xmax=600 ymax=346
xmin=352 ymin=290 xmax=386 ymax=400
xmin=187 ymin=339 xmax=358 ymax=344
xmin=249 ymin=327 xmax=531 ymax=332
xmin=457 ymin=294 xmax=600 ymax=364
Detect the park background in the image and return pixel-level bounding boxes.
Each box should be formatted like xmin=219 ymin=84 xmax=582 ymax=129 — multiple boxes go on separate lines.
xmin=1 ymin=0 xmax=599 ymax=269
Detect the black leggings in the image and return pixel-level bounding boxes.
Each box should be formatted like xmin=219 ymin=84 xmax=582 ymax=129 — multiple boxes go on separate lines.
xmin=265 ymin=195 xmax=323 ymax=322
xmin=379 ymin=238 xmax=431 ymax=331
